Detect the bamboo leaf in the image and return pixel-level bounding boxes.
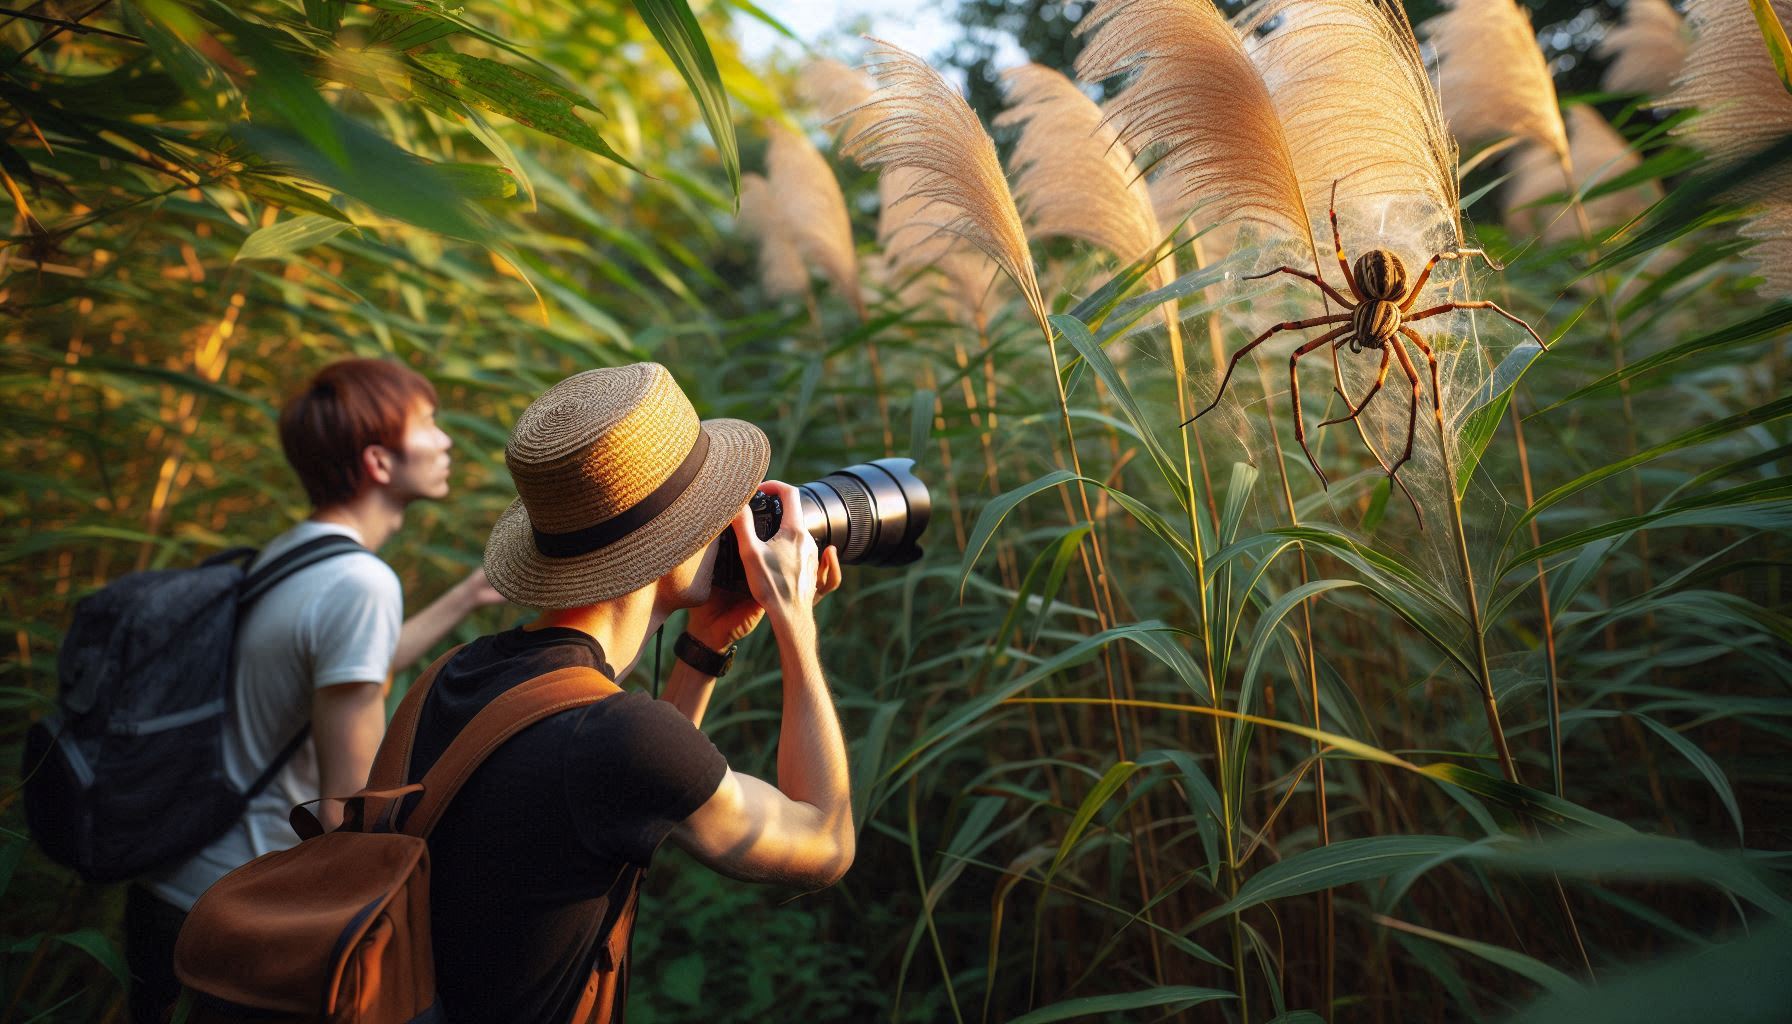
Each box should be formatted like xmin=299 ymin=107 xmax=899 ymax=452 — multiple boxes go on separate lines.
xmin=234 ymin=214 xmax=355 ymax=262
xmin=634 ymin=0 xmax=740 ymax=200
xmin=1454 ymin=299 xmax=1589 ymax=495
xmin=411 ymin=53 xmax=639 ymax=172
xmin=1631 ymin=714 xmax=1745 ymax=844
xmin=1542 ymin=303 xmax=1792 ymax=411
xmin=959 ymin=469 xmax=1077 ymax=598
xmin=1196 ymin=836 xmax=1470 ymax=929
xmin=1506 ymin=920 xmax=1792 ymax=1024
xmin=1377 ymin=916 xmax=1582 ymax=998
xmin=1046 ymin=760 xmax=1141 ymax=880
xmin=1052 ymin=312 xmax=1186 ymax=499
xmin=1514 ymin=395 xmax=1792 ymax=537
xmin=1418 ymin=764 xmax=1636 ymax=833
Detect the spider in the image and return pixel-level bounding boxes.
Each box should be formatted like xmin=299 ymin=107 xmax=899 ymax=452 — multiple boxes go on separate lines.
xmin=1185 ymin=183 xmax=1548 ymax=499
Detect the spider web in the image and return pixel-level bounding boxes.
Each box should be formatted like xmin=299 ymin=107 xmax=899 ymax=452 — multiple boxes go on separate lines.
xmin=1105 ymin=192 xmax=1533 ymax=597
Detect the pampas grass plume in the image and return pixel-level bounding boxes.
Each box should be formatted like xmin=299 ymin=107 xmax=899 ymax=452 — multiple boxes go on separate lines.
xmin=1597 ymin=0 xmax=1689 ymax=96
xmin=1739 ymin=204 xmax=1792 ymax=299
xmin=800 ymin=58 xmax=875 ymax=135
xmin=1659 ymin=0 xmax=1792 ymax=194
xmin=1425 ymin=0 xmax=1569 ymax=162
xmin=840 ymin=39 xmax=1046 ymax=330
xmin=1075 ymin=0 xmax=1312 ymax=253
xmin=738 ymin=173 xmax=809 ymax=300
xmin=766 ymin=124 xmax=864 ymax=318
xmin=994 ymin=63 xmax=1167 ymax=286
xmin=1240 ymin=0 xmax=1460 ymax=246
xmin=1660 ymin=0 xmax=1792 ymax=297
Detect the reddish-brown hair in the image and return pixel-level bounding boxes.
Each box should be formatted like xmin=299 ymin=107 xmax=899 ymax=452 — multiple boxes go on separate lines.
xmin=278 ymin=359 xmax=438 ymax=509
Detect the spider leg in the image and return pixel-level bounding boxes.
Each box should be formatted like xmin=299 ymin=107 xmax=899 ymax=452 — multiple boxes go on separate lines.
xmin=1406 ymin=300 xmax=1549 ymax=350
xmin=1400 ymin=248 xmax=1505 ymax=311
xmin=1289 ymin=326 xmax=1352 ymax=488
xmin=1318 ymin=341 xmax=1391 ymax=428
xmin=1244 ymin=265 xmax=1354 ymax=309
xmin=1401 ymin=327 xmax=1444 ymax=416
xmin=1329 ymin=179 xmax=1365 ymax=303
xmin=1183 ymin=313 xmax=1350 ymax=425
xmin=1387 ymin=333 xmax=1425 ymax=483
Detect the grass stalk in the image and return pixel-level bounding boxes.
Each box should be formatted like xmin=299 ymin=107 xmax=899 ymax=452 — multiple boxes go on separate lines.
xmin=1256 ymin=366 xmax=1332 ymax=1016
xmin=1157 ymin=306 xmax=1245 ymax=1019
xmin=1507 ymin=397 xmax=1562 ymax=796
xmin=1436 ymin=411 xmax=1521 ymax=784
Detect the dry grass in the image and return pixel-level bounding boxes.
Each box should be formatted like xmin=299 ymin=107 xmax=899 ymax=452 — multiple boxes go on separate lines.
xmin=1425 ymin=0 xmax=1568 ymax=161
xmin=840 ymin=39 xmax=1046 ymax=331
xmin=1597 ymin=0 xmax=1689 ymax=96
xmin=995 ymin=63 xmax=1167 ymax=287
xmin=1075 ymin=0 xmax=1312 ymax=254
xmin=1239 ymin=0 xmax=1460 ymax=247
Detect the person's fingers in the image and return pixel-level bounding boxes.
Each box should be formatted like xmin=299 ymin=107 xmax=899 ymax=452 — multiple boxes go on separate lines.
xmin=818 ymin=545 xmax=842 ymax=597
xmin=765 ymin=480 xmax=806 ymax=541
xmin=729 ymin=501 xmax=764 ymax=571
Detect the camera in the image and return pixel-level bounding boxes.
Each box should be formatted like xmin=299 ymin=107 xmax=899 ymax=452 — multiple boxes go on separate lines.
xmin=711 ymin=458 xmax=931 ymax=592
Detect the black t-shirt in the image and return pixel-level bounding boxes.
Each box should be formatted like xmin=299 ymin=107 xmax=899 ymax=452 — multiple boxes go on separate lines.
xmin=406 ymin=626 xmax=729 ymax=1024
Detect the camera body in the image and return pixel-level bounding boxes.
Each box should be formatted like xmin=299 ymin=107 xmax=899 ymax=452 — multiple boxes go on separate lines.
xmin=711 ymin=458 xmax=930 ymax=592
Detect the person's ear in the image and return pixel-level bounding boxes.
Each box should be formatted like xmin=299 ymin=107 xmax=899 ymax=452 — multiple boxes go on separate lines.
xmin=361 ymin=443 xmax=396 ymax=487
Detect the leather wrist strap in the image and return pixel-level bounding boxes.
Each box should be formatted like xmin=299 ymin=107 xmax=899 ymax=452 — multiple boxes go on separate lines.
xmin=674 ymin=631 xmax=734 ymax=677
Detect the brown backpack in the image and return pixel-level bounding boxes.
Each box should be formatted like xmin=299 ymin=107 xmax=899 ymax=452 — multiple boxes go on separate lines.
xmin=172 ymin=648 xmax=630 ymax=1023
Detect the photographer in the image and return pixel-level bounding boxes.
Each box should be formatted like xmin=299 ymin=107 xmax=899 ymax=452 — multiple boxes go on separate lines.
xmin=403 ymin=363 xmax=853 ymax=1023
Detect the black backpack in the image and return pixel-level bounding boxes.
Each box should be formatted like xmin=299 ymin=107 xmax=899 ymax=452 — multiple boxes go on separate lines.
xmin=22 ymin=534 xmax=367 ymax=882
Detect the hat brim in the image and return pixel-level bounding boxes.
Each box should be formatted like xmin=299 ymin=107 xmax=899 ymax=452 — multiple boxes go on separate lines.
xmin=482 ymin=418 xmax=769 ymax=609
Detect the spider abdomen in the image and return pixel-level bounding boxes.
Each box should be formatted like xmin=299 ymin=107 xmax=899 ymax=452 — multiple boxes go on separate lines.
xmin=1352 ymin=300 xmax=1402 ymax=349
xmin=1353 ymin=249 xmax=1408 ymax=300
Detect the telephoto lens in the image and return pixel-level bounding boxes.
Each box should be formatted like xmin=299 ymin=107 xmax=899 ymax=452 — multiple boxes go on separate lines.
xmin=711 ymin=458 xmax=931 ymax=592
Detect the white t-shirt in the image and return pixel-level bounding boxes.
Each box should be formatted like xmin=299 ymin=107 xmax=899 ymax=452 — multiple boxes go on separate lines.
xmin=145 ymin=521 xmax=403 ymax=910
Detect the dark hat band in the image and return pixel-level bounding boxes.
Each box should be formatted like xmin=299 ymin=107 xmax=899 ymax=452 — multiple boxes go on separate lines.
xmin=531 ymin=430 xmax=712 ymax=559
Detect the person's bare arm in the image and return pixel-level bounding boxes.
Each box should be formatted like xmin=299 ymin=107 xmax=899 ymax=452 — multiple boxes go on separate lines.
xmin=662 ymin=513 xmax=841 ymax=727
xmin=667 ymin=483 xmax=854 ymax=888
xmin=310 ymin=681 xmax=387 ymax=830
xmin=392 ymin=567 xmax=506 ymax=672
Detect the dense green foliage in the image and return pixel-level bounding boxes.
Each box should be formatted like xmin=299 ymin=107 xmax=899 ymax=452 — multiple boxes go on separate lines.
xmin=4 ymin=2 xmax=1790 ymax=1023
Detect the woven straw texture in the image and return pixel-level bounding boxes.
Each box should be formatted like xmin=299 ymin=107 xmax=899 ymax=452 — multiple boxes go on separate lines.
xmin=484 ymin=364 xmax=768 ymax=608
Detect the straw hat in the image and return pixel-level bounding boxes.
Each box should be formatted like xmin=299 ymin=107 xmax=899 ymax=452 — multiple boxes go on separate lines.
xmin=483 ymin=363 xmax=768 ymax=608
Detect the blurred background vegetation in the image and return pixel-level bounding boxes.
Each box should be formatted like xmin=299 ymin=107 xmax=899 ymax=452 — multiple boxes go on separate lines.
xmin=3 ymin=1 xmax=1789 ymax=1022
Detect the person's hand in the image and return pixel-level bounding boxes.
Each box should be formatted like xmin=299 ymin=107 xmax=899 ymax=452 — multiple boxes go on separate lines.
xmin=687 ymin=579 xmax=764 ymax=651
xmin=454 ymin=567 xmax=507 ymax=612
xmin=736 ymin=482 xmax=842 ymax=634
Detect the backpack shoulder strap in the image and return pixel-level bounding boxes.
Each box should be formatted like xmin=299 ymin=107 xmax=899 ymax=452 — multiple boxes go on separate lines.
xmin=365 ymin=644 xmax=468 ymax=791
xmin=239 ymin=533 xmax=367 ymax=609
xmin=237 ymin=534 xmax=372 ymax=802
xmin=398 ymin=666 xmax=622 ymax=839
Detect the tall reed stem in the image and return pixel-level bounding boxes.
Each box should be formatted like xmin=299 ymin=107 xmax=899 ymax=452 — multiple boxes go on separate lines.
xmin=1035 ymin=313 xmax=1168 ymax=983
xmin=1160 ymin=302 xmax=1244 ymax=1021
xmin=1442 ymin=451 xmax=1520 ymax=784
xmin=1256 ymin=369 xmax=1331 ymax=1016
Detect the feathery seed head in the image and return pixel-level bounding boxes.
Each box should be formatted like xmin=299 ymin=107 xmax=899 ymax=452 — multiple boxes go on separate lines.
xmin=766 ymin=124 xmax=863 ymax=319
xmin=996 ymin=63 xmax=1170 ymax=287
xmin=1240 ymin=0 xmax=1462 ymax=253
xmin=1074 ymin=0 xmax=1313 ymax=256
xmin=1425 ymin=0 xmax=1569 ymax=162
xmin=839 ymin=39 xmax=1047 ymax=332
xmin=738 ymin=173 xmax=809 ymax=301
xmin=1597 ymin=0 xmax=1689 ymax=96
